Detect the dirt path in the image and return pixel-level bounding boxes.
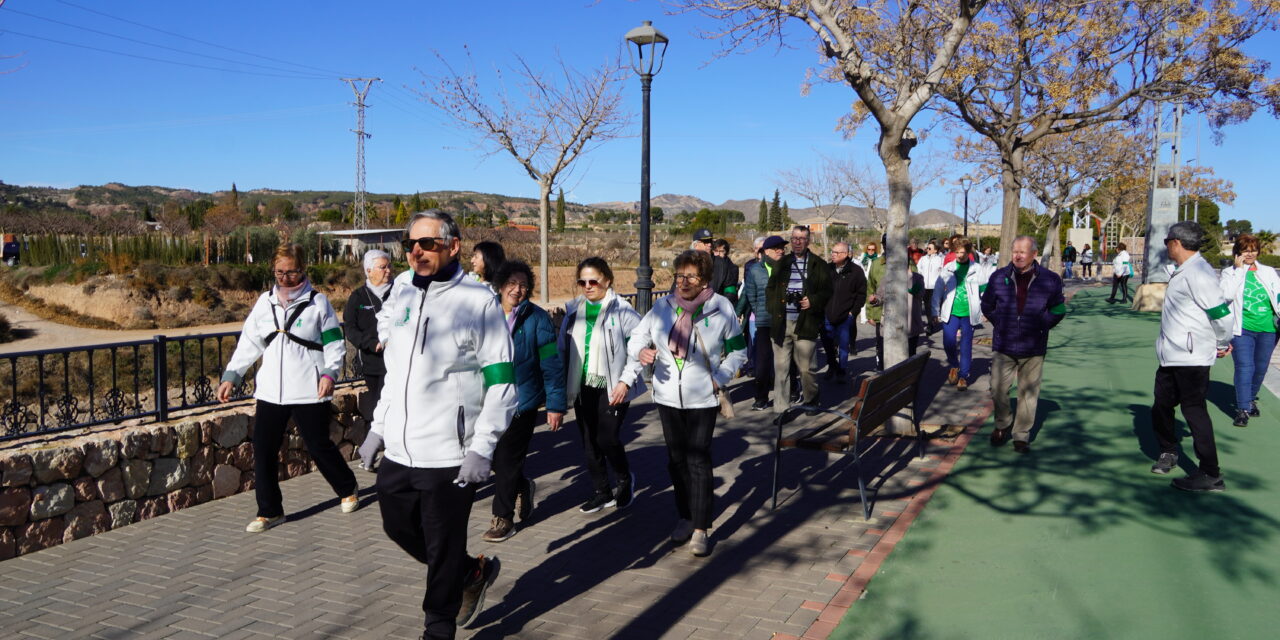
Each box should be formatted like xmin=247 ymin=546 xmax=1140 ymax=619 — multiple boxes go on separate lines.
xmin=0 ymin=300 xmax=241 ymax=354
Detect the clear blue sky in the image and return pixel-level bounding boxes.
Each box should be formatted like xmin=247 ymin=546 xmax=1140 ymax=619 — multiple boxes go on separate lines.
xmin=1 ymin=0 xmax=1277 ymax=230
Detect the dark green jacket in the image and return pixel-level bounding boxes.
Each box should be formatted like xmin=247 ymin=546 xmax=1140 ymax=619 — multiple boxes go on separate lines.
xmin=766 ymin=250 xmax=833 ymax=343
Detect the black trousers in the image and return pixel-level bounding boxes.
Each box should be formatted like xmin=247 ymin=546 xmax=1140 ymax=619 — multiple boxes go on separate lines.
xmin=753 ymin=325 xmax=775 ymax=403
xmin=491 ymin=409 xmax=537 ymax=520
xmin=1082 ymin=263 xmax=1093 ymax=277
xmin=360 ymin=373 xmax=385 ymax=421
xmin=376 ymin=459 xmax=480 ymax=640
xmin=1152 ymin=365 xmax=1220 ymax=477
xmin=923 ymin=289 xmax=935 ymax=331
xmin=658 ymin=405 xmax=718 ymax=530
xmin=1110 ymin=275 xmax=1132 ymax=302
xmin=574 ymin=386 xmax=631 ymax=493
xmin=252 ymin=400 xmax=357 ymax=518
xmin=874 ymin=325 xmax=920 ymax=372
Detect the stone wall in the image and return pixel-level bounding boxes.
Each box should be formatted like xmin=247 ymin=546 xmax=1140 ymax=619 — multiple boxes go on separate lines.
xmin=0 ymin=389 xmax=369 ymax=560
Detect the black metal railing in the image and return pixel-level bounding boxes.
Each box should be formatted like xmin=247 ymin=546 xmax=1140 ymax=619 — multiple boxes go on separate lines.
xmin=0 ymin=331 xmax=363 ymax=442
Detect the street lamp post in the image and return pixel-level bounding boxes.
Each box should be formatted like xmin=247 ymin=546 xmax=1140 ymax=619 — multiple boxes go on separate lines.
xmin=959 ymin=174 xmax=973 ymax=237
xmin=625 ymin=20 xmax=668 ymax=315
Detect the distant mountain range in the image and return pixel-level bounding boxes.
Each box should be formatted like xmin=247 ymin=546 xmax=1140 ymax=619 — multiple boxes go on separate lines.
xmin=588 ymin=193 xmax=962 ymax=228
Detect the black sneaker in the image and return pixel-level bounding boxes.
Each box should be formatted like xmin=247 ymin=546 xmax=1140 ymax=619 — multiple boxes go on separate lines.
xmin=750 ymin=400 xmax=773 ymax=412
xmin=579 ymin=491 xmax=615 ymax=514
xmin=515 ymin=478 xmax=536 ymax=522
xmin=990 ymin=427 xmax=1011 ymax=447
xmin=1249 ymin=402 xmax=1261 ymax=417
xmin=456 ymin=555 xmax=498 ymax=628
xmin=1012 ymin=441 xmax=1030 ymax=454
xmin=1150 ymin=452 xmax=1178 ymax=475
xmin=614 ymin=472 xmax=636 ymax=510
xmin=1233 ymin=410 xmax=1250 ymax=428
xmin=1171 ymin=473 xmax=1225 ymax=493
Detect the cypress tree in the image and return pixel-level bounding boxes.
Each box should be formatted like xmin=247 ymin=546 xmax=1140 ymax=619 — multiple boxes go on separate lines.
xmin=769 ymin=190 xmax=783 ymax=231
xmin=757 ymin=197 xmax=769 ymax=232
xmin=556 ymin=188 xmax=566 ymax=233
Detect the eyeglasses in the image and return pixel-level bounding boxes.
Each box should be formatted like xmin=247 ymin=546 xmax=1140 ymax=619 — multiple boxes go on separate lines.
xmin=273 ymin=269 xmax=303 ymax=278
xmin=400 ymin=236 xmax=447 ymax=252
xmin=673 ymin=274 xmax=702 ymax=283
xmin=577 ymin=278 xmax=604 ymax=288
xmin=832 ymin=250 xmax=848 ymax=255
xmin=503 ymin=281 xmax=530 ymax=291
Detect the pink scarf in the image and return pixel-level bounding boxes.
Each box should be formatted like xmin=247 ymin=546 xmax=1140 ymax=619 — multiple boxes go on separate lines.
xmin=275 ymin=280 xmax=306 ymax=306
xmin=667 ymin=287 xmax=714 ymax=360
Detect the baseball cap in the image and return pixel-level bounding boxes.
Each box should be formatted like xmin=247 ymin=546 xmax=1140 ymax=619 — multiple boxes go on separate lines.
xmin=761 ymin=236 xmax=786 ymax=250
xmin=692 ymin=228 xmax=714 ymax=242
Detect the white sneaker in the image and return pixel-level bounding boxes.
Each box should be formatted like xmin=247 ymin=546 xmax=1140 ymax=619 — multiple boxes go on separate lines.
xmin=671 ymin=519 xmax=694 ymax=545
xmin=245 ymin=515 xmax=285 ymax=533
xmin=688 ymin=530 xmax=710 ymax=557
xmin=340 ymin=493 xmax=360 ymax=514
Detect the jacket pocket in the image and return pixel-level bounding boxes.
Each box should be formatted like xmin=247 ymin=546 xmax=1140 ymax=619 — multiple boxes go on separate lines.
xmin=1186 ymin=332 xmax=1194 ymax=353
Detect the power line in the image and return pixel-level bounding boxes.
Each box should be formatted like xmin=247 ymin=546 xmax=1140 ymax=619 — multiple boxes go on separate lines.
xmin=4 ymin=6 xmax=332 ymax=79
xmin=0 ymin=28 xmax=332 ymax=79
xmin=55 ymin=0 xmax=359 ymax=78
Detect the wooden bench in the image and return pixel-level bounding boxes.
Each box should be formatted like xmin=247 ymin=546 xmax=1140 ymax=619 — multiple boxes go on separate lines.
xmin=771 ymin=351 xmax=930 ymax=519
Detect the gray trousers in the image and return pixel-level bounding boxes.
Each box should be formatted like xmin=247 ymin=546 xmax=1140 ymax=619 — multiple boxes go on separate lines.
xmin=991 ymin=352 xmax=1044 ymax=442
xmin=773 ymin=319 xmax=817 ymax=413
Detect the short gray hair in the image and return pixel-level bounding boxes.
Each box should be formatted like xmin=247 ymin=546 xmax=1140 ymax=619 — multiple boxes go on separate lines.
xmin=1013 ymin=235 xmax=1039 ymax=253
xmin=753 ymin=236 xmax=765 ymax=250
xmin=1166 ymin=221 xmax=1206 ymax=251
xmin=833 ymin=242 xmax=850 ymax=253
xmin=362 ymin=249 xmax=391 ymax=272
xmin=405 ymin=209 xmax=461 ymax=243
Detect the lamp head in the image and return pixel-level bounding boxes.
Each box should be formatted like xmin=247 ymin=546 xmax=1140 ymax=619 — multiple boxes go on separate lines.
xmin=625 ymin=21 xmax=669 ymax=76
xmin=960 ymin=174 xmax=973 ymax=191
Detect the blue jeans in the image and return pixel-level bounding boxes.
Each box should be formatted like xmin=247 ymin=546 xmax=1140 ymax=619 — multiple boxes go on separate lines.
xmin=1231 ymin=330 xmax=1278 ymax=411
xmin=821 ymin=315 xmax=854 ymax=373
xmin=942 ymin=314 xmax=974 ymax=379
xmin=1063 ymin=261 xmax=1074 ymax=278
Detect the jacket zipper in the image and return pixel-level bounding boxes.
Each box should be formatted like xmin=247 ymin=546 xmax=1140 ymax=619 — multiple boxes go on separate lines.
xmin=401 ymin=292 xmax=427 ymax=466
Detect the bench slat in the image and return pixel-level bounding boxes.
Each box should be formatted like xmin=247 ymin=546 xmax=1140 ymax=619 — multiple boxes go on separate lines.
xmin=851 ymin=386 xmax=917 ymax=434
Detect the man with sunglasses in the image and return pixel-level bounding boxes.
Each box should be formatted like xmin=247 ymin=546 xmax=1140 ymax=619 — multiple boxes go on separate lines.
xmin=371 ymin=210 xmax=518 ymax=638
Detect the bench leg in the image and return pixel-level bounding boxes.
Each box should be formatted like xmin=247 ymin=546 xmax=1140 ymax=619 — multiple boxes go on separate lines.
xmin=771 ymin=440 xmax=781 ymax=510
xmin=854 ymin=449 xmax=871 ymax=520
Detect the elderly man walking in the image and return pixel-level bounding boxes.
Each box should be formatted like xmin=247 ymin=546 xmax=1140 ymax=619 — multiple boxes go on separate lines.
xmin=980 ymin=236 xmax=1066 ymax=453
xmin=371 ymin=210 xmax=518 ymax=638
xmin=767 ymin=225 xmax=833 ymax=415
xmin=1149 ymin=221 xmax=1235 ymax=492
xmin=820 ymin=242 xmax=867 ymax=382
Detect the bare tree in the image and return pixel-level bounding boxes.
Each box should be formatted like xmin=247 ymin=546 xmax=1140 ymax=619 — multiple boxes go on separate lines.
xmin=777 ymin=153 xmax=852 ymax=255
xmin=677 ymin=0 xmax=992 ymax=384
xmin=837 ymin=154 xmax=943 ymax=233
xmin=417 ymin=49 xmax=631 ymax=303
xmin=938 ymin=0 xmax=1280 ymax=266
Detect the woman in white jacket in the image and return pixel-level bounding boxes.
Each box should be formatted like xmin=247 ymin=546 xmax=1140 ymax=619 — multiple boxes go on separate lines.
xmin=931 ymin=239 xmax=987 ymax=390
xmin=1220 ymin=233 xmax=1280 ymax=426
xmin=557 ymin=257 xmax=645 ymax=514
xmin=217 ymin=243 xmax=359 ymax=533
xmin=1080 ymin=244 xmax=1094 ymax=279
xmin=627 ymin=251 xmax=747 ymax=557
xmin=1108 ymin=243 xmax=1134 ymax=304
xmin=917 ymin=240 xmax=945 ymax=331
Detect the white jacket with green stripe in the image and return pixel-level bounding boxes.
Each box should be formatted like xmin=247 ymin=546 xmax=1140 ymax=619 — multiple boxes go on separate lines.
xmin=627 ymin=293 xmax=748 ymax=410
xmin=222 ymin=281 xmax=345 ymax=405
xmin=371 ymin=266 xmax=516 ymax=468
xmin=931 ymin=260 xmax=990 ymax=324
xmin=1158 ymin=252 xmax=1233 ymax=367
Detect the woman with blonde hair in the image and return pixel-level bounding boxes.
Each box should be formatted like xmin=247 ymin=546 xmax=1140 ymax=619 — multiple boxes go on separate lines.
xmin=218 ymin=243 xmax=359 ymax=532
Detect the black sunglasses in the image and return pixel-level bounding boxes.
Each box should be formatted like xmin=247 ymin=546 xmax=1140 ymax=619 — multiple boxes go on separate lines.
xmin=401 ymin=236 xmax=447 ymax=252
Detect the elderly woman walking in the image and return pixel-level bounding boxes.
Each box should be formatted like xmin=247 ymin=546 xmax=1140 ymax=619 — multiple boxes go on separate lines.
xmin=482 ymin=260 xmax=567 ymax=542
xmin=558 ymin=257 xmax=645 ymax=514
xmin=218 ymin=243 xmax=359 ymax=532
xmin=1220 ymin=233 xmax=1280 ymax=427
xmin=626 ymin=250 xmax=748 ymax=556
xmin=346 ymin=249 xmax=395 ymax=470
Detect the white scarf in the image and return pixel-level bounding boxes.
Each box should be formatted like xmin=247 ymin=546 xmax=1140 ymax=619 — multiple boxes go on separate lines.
xmin=366 ymin=280 xmax=391 ymax=300
xmin=567 ymin=290 xmax=616 ymax=405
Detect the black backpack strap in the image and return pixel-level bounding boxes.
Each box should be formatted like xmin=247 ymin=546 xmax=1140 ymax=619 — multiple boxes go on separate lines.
xmin=264 ymin=291 xmax=322 ymax=351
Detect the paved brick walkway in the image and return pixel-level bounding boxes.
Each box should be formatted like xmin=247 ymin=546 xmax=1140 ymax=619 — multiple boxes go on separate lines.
xmin=0 ymin=329 xmax=993 ymax=640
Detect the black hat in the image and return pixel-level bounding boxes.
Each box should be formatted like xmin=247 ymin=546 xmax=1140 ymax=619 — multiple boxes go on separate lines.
xmin=761 ymin=236 xmax=786 ymax=250
xmin=692 ymin=228 xmax=714 ymax=242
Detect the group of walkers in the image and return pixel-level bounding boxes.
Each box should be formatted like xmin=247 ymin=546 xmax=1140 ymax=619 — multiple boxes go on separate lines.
xmin=214 ymin=211 xmax=1271 ymax=639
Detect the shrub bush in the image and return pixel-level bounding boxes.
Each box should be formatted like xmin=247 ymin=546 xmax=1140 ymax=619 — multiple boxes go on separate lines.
xmin=1257 ymin=254 xmax=1280 ymax=269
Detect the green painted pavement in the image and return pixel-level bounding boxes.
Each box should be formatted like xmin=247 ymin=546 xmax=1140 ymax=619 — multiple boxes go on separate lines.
xmin=832 ymin=289 xmax=1280 ymax=640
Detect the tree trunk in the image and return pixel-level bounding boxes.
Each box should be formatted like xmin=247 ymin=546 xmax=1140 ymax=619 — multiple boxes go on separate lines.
xmin=879 ymin=129 xmax=914 ymax=435
xmin=998 ymin=147 xmax=1025 ymax=267
xmin=538 ymin=179 xmax=552 ymax=305
xmin=1044 ymin=208 xmax=1062 ymax=273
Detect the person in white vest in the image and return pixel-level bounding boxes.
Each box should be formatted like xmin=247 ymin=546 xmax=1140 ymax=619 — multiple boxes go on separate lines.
xmin=217 ymin=243 xmax=359 ymax=533
xmin=371 ymin=210 xmax=517 ymax=637
xmin=917 ymin=240 xmax=945 ymax=332
xmin=1219 ymin=233 xmax=1280 ymax=427
xmin=1149 ymin=221 xmax=1234 ymax=492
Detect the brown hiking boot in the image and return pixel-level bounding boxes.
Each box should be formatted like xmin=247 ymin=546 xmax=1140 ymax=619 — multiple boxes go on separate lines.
xmin=956 ymin=377 xmax=968 ymax=391
xmin=482 ymin=516 xmax=515 ymax=543
xmin=947 ymin=368 xmax=959 ymax=385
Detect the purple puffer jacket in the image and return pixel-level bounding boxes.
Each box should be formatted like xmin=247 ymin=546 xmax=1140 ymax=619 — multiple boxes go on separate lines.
xmin=979 ymin=262 xmax=1066 ymax=357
